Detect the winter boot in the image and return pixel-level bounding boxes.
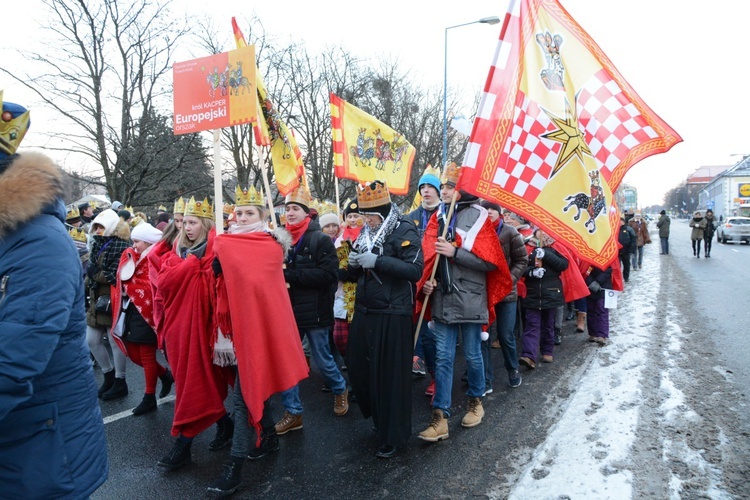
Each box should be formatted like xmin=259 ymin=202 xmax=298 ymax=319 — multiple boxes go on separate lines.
xmin=157 ymin=437 xmax=192 ymax=470
xmin=132 ymin=393 xmax=157 ymax=415
xmin=206 ymin=456 xmax=244 ymax=496
xmin=102 ymin=377 xmax=128 ymax=401
xmin=209 ymin=415 xmax=234 ymax=451
xmin=554 ymin=327 xmax=562 ymax=345
xmin=461 ymin=397 xmax=485 ymax=428
xmin=575 ymin=312 xmax=587 ymax=333
xmin=98 ymin=369 xmax=116 ymax=398
xmin=247 ymin=426 xmax=280 ymax=460
xmin=159 ymin=370 xmax=174 ymax=398
xmin=418 ymin=409 xmax=449 ymax=442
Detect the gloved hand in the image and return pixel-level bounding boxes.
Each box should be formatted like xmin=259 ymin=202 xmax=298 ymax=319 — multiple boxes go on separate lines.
xmin=588 ymin=281 xmax=601 ymax=294
xmin=530 ymin=268 xmax=546 ymax=278
xmin=86 ymin=265 xmax=97 ymax=281
xmin=358 ymin=251 xmax=378 ymax=269
xmin=348 ymin=252 xmax=361 ymax=268
xmin=535 ymin=247 xmax=545 ymax=259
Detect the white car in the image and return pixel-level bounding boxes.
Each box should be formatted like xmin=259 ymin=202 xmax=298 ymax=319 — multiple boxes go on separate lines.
xmin=717 ymin=216 xmax=750 ymax=244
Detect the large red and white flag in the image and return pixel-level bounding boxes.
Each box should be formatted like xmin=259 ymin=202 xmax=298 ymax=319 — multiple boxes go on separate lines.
xmin=457 ymin=0 xmax=681 ymax=267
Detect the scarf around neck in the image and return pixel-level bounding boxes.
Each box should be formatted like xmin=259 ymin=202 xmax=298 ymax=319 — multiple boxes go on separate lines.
xmin=228 ymin=220 xmax=267 ymax=234
xmin=353 ymin=202 xmax=402 ymax=253
xmin=286 ymin=216 xmax=312 ymax=244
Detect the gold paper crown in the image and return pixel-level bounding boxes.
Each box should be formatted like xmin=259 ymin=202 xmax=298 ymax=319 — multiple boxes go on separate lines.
xmin=125 ymin=205 xmax=134 ymax=214
xmin=0 ymin=90 xmax=31 ymax=156
xmin=235 ymin=185 xmax=264 ymax=206
xmin=357 ymin=180 xmax=391 ymax=209
xmin=173 ymin=197 xmax=186 ymax=214
xmin=185 ymin=196 xmax=214 ymax=219
xmin=423 ymin=164 xmax=442 ymax=178
xmin=66 ymin=206 xmax=80 ymax=221
xmin=440 ymin=162 xmax=460 ymax=187
xmin=69 ymin=227 xmax=87 ymax=243
xmin=318 ymin=201 xmax=338 ymax=216
xmin=130 ymin=216 xmax=144 ymax=227
xmin=285 ymin=184 xmax=312 ymax=209
xmin=90 ymin=201 xmax=98 ymax=210
xmin=158 ymin=205 xmax=167 ymax=212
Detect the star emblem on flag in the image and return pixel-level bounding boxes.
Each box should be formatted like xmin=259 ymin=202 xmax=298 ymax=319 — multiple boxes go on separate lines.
xmin=542 ymin=98 xmax=592 ymax=177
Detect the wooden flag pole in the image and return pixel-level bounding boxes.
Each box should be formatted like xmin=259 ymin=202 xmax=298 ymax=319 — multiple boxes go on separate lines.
xmin=413 ymin=189 xmax=459 ymax=348
xmin=213 ymin=130 xmax=224 ymax=235
xmin=334 ymin=170 xmax=342 ymax=221
xmin=256 ymin=144 xmax=277 ymax=228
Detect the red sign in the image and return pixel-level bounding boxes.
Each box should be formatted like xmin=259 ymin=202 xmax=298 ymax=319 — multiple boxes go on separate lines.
xmin=173 ymin=46 xmax=257 ymax=135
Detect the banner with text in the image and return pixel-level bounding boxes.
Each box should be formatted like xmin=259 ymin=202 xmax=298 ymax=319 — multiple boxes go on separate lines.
xmin=173 ymin=46 xmax=257 ymax=135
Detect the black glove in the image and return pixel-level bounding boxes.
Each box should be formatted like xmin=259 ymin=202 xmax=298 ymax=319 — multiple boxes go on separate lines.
xmin=86 ymin=265 xmax=97 ymax=281
xmin=588 ymin=281 xmax=602 ymax=294
xmin=211 ymin=257 xmax=222 ymax=277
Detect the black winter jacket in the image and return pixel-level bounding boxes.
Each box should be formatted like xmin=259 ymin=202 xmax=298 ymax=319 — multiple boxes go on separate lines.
xmin=585 ymin=265 xmax=613 ymax=300
xmin=284 ymin=220 xmax=339 ymax=329
xmin=343 ymin=219 xmax=423 ymax=316
xmin=521 ymin=246 xmax=568 ymax=310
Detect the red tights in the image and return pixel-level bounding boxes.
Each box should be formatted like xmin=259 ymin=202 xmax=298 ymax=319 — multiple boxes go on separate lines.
xmin=124 ymin=342 xmax=167 ymax=394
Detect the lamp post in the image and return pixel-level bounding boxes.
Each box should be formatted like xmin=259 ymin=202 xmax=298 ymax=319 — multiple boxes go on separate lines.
xmin=443 ymin=16 xmax=501 ymax=170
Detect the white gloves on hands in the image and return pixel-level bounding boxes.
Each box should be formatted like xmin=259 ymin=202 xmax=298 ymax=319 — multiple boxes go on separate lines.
xmin=535 ymin=247 xmax=545 ymax=259
xmin=530 ymin=267 xmax=546 ymax=279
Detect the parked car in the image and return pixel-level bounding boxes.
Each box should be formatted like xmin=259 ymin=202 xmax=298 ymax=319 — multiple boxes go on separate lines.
xmin=717 ymin=216 xmax=750 ymax=244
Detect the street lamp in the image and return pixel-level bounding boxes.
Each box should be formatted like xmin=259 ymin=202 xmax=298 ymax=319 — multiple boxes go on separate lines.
xmin=443 ymin=16 xmax=501 ymax=170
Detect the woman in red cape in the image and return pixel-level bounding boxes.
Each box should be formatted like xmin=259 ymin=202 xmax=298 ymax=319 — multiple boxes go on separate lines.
xmin=207 ymin=189 xmax=308 ymax=496
xmin=154 ymin=201 xmax=233 ymax=470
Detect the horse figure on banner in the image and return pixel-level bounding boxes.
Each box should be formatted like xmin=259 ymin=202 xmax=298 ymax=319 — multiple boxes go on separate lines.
xmin=563 ymin=170 xmax=607 ymax=233
xmin=349 ymin=128 xmax=375 ymax=167
xmin=374 ymin=129 xmax=394 ymax=171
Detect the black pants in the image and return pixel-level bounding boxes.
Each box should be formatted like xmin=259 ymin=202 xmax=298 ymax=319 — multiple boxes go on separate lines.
xmin=619 ymin=252 xmax=631 ymax=282
xmin=704 ymin=236 xmax=713 ymax=256
xmin=692 ymin=239 xmax=703 ymax=256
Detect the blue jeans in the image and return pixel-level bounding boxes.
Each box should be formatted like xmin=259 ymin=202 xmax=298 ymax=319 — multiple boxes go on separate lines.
xmin=660 ymin=237 xmax=669 ymax=254
xmin=413 ymin=319 xmax=436 ymax=373
xmin=494 ymin=301 xmax=519 ymax=372
xmin=280 ymin=327 xmax=346 ymax=415
xmin=631 ymin=246 xmax=644 ymax=268
xmin=432 ymin=321 xmax=484 ymax=416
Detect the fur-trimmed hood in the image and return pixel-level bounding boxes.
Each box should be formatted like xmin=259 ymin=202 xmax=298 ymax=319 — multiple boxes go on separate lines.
xmin=270 ymin=226 xmax=292 ymax=254
xmin=0 ymin=152 xmax=65 ymax=239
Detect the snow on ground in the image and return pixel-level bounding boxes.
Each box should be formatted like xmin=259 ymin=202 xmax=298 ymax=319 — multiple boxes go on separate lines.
xmin=503 ymin=254 xmax=667 ymax=499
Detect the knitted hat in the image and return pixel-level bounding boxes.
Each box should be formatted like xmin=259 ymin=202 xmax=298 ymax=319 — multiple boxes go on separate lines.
xmin=319 ymin=212 xmax=340 ymax=229
xmin=480 ymin=200 xmax=501 ymax=213
xmin=131 ymin=222 xmax=163 ymax=244
xmin=90 ymin=209 xmax=120 ymax=236
xmin=343 ymin=200 xmax=359 ymax=217
xmin=418 ymin=165 xmax=441 ymax=194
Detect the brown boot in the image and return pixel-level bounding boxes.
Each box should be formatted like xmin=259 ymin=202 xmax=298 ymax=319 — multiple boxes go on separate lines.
xmin=418 ymin=409 xmax=449 ymax=442
xmin=461 ymin=397 xmax=485 ymax=428
xmin=575 ymin=312 xmax=587 ymax=333
xmin=333 ymin=388 xmax=349 ymax=416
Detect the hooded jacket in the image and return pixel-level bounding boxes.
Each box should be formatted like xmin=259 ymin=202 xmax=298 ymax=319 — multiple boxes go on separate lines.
xmin=0 ymin=153 xmax=108 ymax=497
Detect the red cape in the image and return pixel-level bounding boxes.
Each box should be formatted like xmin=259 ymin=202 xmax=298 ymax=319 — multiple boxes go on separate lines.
xmin=147 ymin=238 xmax=175 ymax=348
xmin=214 ymin=232 xmax=308 ymax=441
xmin=157 ymin=231 xmax=232 ymax=438
xmin=111 ymin=247 xmax=156 ymax=355
xmin=417 ymin=208 xmax=512 ymax=328
xmin=552 ymin=242 xmax=590 ymax=303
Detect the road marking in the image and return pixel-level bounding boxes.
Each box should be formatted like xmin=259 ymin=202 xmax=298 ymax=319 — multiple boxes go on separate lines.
xmin=103 ymin=395 xmax=176 ymax=424
xmin=733 ymin=249 xmax=740 ymax=252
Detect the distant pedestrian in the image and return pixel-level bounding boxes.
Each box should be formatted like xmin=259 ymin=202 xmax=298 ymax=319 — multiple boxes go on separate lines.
xmin=689 ymin=211 xmax=707 ymax=258
xmin=618 ymin=216 xmax=636 ymax=282
xmin=657 ymin=210 xmax=670 ymax=254
xmin=628 ymin=212 xmax=651 ymax=270
xmin=703 ymin=209 xmax=717 ymax=258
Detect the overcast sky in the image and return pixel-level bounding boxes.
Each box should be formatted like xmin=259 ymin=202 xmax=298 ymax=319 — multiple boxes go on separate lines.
xmin=3 ymin=0 xmax=748 ymax=206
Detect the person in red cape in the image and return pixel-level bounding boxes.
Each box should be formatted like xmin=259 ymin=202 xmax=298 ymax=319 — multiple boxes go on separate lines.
xmin=207 ymin=187 xmax=308 ymax=495
xmin=111 ymin=222 xmax=174 ymax=416
xmin=154 ymin=197 xmax=233 ymax=470
xmin=147 ymin=221 xmax=180 ymax=346
xmin=416 ymin=163 xmax=512 ymax=443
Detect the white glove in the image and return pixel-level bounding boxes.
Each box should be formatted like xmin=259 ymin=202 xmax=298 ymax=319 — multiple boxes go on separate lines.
xmin=480 ymin=330 xmax=490 ymax=341
xmin=531 ymin=268 xmax=546 ymax=279
xmin=348 ymin=252 xmax=361 ymax=268
xmin=358 ymin=251 xmax=378 ymax=269
xmin=535 ymin=247 xmax=545 ymax=259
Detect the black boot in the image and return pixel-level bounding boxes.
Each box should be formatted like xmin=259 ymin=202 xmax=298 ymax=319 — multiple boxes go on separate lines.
xmin=132 ymin=393 xmax=157 ymax=415
xmin=554 ymin=327 xmax=562 ymax=346
xmin=98 ymin=369 xmax=116 ymax=398
xmin=159 ymin=370 xmax=174 ymax=398
xmin=209 ymin=415 xmax=234 ymax=451
xmin=206 ymin=456 xmax=244 ymax=496
xmin=102 ymin=377 xmax=128 ymax=401
xmin=247 ymin=426 xmax=280 ymax=460
xmin=157 ymin=438 xmax=192 ymax=470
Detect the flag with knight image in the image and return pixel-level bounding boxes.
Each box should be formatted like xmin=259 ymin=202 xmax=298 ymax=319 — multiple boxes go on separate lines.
xmin=330 ymin=93 xmax=416 ymax=195
xmin=232 ymin=17 xmax=304 ymax=196
xmin=456 ymin=0 xmax=682 ymax=267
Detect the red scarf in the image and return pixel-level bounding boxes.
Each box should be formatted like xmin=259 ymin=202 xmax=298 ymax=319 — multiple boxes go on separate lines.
xmin=417 ymin=209 xmax=512 ymax=328
xmin=214 ymin=232 xmax=308 ymax=444
xmin=157 ymin=229 xmax=232 ymax=438
xmin=341 ymin=224 xmax=362 ymax=242
xmin=110 ymin=247 xmax=157 ymax=354
xmin=286 ymin=216 xmax=312 ymax=245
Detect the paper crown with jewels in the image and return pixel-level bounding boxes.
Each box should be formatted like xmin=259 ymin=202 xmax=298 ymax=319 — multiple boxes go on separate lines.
xmin=0 ymin=90 xmax=31 ymax=157
xmin=173 ymin=197 xmax=186 ymax=215
xmin=184 ymin=196 xmax=214 ymax=219
xmin=65 ymin=206 xmax=80 ymax=221
xmin=158 ymin=205 xmax=167 ymax=212
xmin=69 ymin=227 xmax=87 ymax=243
xmin=285 ymin=184 xmax=312 ymax=211
xmin=235 ymin=184 xmax=264 ymax=206
xmin=440 ymin=162 xmax=460 ymax=187
xmin=357 ymin=180 xmax=391 ymax=209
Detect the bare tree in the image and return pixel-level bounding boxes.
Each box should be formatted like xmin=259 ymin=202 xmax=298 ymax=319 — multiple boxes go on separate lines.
xmin=1 ymin=0 xmax=197 ymax=205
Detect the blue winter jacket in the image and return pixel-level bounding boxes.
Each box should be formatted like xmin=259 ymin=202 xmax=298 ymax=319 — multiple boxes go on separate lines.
xmin=0 ymin=152 xmax=108 ymax=498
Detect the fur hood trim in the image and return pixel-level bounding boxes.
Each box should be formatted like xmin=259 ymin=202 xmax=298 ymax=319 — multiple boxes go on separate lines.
xmin=0 ymin=152 xmax=64 ymax=239
xmin=270 ymin=227 xmax=292 ymax=254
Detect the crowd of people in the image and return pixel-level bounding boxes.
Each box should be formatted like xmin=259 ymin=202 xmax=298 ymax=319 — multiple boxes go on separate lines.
xmin=3 ymin=95 xmax=654 ymax=498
